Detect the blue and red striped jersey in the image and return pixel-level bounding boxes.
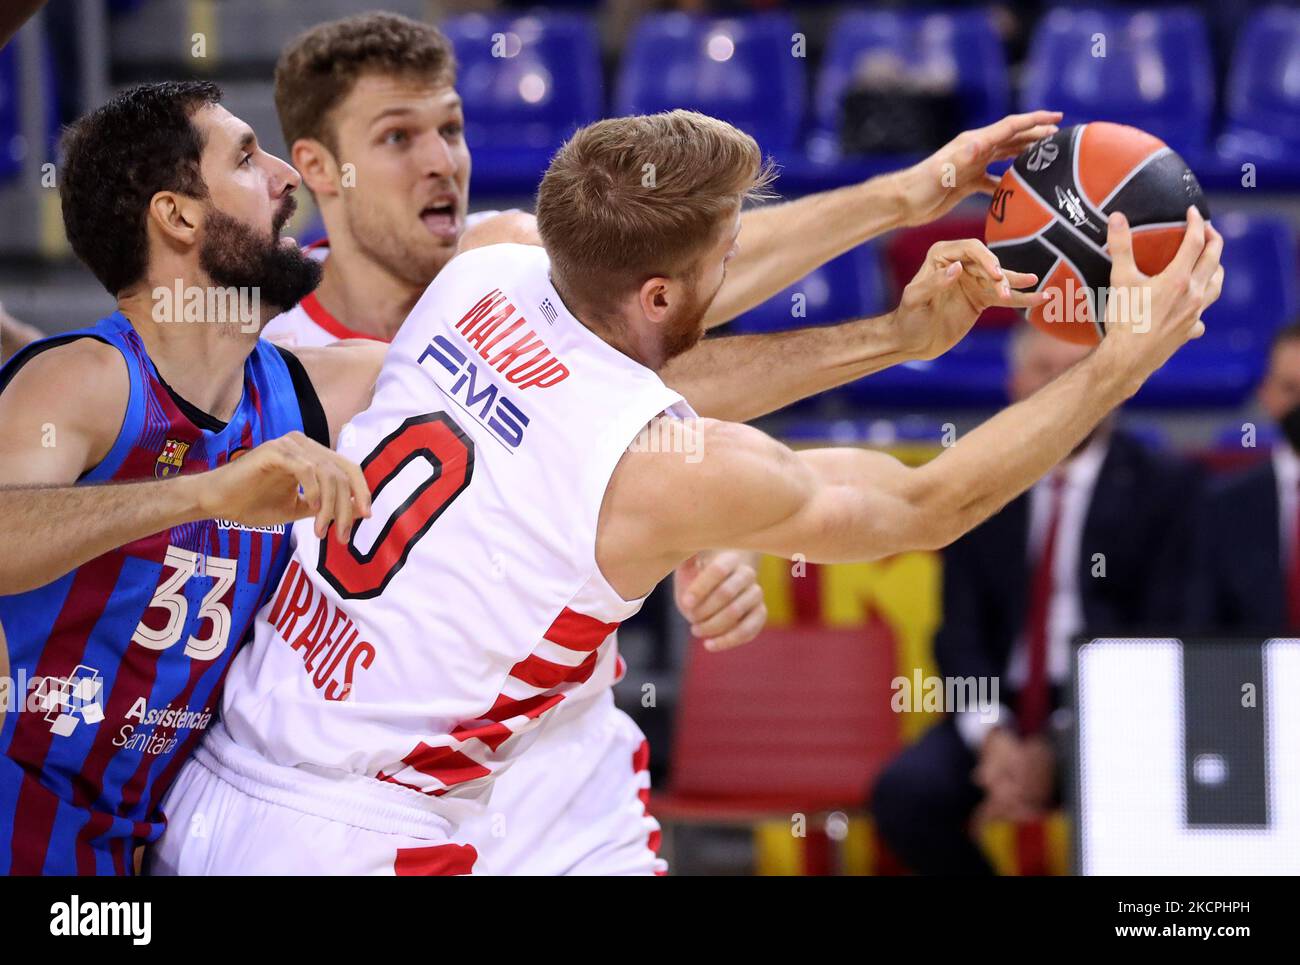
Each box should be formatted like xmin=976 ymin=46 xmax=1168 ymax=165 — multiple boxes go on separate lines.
xmin=0 ymin=310 xmax=321 ymax=874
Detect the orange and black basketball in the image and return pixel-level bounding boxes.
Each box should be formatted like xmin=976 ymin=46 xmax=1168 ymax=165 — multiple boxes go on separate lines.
xmin=985 ymin=121 xmax=1209 ymax=345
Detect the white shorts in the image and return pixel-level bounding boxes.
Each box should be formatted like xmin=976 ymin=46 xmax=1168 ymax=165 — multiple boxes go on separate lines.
xmin=459 ymin=691 xmax=666 ymax=875
xmin=149 ymin=723 xmax=482 ymax=876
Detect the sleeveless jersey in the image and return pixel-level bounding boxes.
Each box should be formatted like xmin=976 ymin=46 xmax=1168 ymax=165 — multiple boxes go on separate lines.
xmin=258 ymin=219 xmax=644 ymax=766
xmin=0 ymin=312 xmax=317 ymax=874
xmin=218 ymin=243 xmax=685 ymax=823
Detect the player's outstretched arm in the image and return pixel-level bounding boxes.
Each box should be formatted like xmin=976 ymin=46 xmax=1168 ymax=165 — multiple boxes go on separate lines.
xmin=662 ymin=239 xmax=1047 ymax=422
xmin=600 ymin=209 xmax=1223 ymax=595
xmin=0 ymin=342 xmax=371 ymax=595
xmin=448 ymin=213 xmax=1045 ymax=424
xmin=699 ymin=110 xmax=1062 ymax=330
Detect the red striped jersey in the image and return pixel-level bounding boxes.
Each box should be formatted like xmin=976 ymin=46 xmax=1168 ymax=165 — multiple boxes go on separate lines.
xmin=0 ymin=311 xmax=326 ymax=874
xmin=216 ymin=242 xmax=687 ymax=824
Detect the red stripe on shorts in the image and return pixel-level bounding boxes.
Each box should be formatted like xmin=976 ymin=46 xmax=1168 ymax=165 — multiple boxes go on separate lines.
xmin=394 ymin=842 xmax=478 ymax=876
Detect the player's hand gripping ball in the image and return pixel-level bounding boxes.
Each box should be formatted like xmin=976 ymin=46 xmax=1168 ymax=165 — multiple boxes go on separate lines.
xmin=985 ymin=121 xmax=1209 ymax=345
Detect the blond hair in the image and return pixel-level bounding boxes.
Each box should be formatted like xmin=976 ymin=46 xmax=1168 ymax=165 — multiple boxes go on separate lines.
xmin=536 ymin=110 xmax=775 ymax=321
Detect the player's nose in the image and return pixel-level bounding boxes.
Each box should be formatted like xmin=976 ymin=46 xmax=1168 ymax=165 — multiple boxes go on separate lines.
xmin=266 ymin=151 xmax=302 ymax=197
xmin=422 ymin=134 xmax=460 ymax=179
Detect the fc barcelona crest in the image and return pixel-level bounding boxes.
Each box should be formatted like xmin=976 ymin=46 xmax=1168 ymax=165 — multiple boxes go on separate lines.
xmin=155 ymin=438 xmax=190 ymax=478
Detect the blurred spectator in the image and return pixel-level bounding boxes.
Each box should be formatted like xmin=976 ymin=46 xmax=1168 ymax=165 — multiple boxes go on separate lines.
xmin=871 ymin=324 xmax=1200 ymax=875
xmin=1189 ymin=322 xmax=1300 ymax=633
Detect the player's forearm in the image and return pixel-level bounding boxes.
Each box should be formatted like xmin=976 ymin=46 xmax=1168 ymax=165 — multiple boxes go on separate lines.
xmin=778 ymin=347 xmax=1133 ymax=562
xmin=0 ymin=476 xmax=206 ymax=593
xmin=662 ymin=311 xmax=913 ymax=422
xmin=701 ymin=175 xmax=908 ymax=329
xmin=911 ymin=343 xmax=1138 ymax=545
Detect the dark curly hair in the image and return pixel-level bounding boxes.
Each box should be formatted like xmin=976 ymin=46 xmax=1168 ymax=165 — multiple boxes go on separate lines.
xmin=59 ymin=81 xmax=222 ymax=295
xmin=274 ymin=12 xmax=456 ymax=157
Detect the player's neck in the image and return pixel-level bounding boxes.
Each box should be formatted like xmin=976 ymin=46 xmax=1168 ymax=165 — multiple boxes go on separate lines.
xmin=312 ymin=243 xmax=425 ymax=342
xmin=117 ymin=283 xmax=256 ymax=422
xmin=551 ymin=274 xmax=664 ymax=371
xmin=598 ymin=326 xmax=666 ymax=372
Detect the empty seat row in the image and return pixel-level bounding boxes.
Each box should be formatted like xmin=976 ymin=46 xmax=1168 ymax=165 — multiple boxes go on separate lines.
xmin=444 ymin=7 xmax=1300 ymax=193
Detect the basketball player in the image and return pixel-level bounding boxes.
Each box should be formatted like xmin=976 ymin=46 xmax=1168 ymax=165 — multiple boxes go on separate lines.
xmin=0 ymin=82 xmax=379 ymax=874
xmin=247 ymin=12 xmax=1064 ymax=875
xmin=152 ymin=110 xmax=1222 ymax=875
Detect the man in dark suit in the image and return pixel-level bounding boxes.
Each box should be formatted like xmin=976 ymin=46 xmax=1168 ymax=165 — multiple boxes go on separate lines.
xmin=871 ymin=324 xmax=1199 ymax=875
xmin=1190 ymin=322 xmax=1300 ymax=632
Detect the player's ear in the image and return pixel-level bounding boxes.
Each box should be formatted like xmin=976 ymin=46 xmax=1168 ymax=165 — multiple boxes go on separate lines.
xmin=638 ymin=276 xmax=672 ymax=325
xmin=293 ymin=138 xmax=340 ymax=198
xmin=147 ymin=191 xmax=202 ymax=248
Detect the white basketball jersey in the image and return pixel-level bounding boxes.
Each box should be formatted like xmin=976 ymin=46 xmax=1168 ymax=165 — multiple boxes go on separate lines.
xmin=220 ymin=242 xmax=686 ymax=819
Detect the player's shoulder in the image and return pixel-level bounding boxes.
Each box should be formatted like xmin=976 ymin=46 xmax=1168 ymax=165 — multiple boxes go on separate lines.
xmin=602 ymin=416 xmax=798 ymax=562
xmin=611 ymin=417 xmax=784 ymax=515
xmin=455 ymin=211 xmax=542 ymax=257
xmin=0 ymin=335 xmax=130 ymax=469
xmin=0 ymin=335 xmax=128 ymax=413
xmin=287 ymin=338 xmax=387 ymax=382
xmin=628 ymin=415 xmax=781 ymax=464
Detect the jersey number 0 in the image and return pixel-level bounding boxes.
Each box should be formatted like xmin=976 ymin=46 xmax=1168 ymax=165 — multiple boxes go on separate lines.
xmin=318 ymin=412 xmax=475 ymax=600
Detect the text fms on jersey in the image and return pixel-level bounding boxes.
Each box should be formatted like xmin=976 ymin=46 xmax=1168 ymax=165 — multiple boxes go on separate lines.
xmin=416 ymin=287 xmax=571 ymax=450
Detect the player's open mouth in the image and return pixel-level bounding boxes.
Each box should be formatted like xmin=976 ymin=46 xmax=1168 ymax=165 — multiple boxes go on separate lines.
xmin=419 ymin=201 xmax=460 ymax=240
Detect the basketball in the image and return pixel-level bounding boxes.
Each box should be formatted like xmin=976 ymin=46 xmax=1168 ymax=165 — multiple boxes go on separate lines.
xmin=985 ymin=121 xmax=1210 ymax=345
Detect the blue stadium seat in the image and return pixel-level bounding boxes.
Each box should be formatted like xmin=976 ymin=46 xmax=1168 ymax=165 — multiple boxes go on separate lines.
xmin=442 ymin=13 xmax=602 ymax=193
xmin=810 ymin=9 xmax=1010 ymax=163
xmin=1219 ymin=7 xmax=1300 ymax=170
xmin=1021 ymin=8 xmax=1214 ymax=163
xmin=1137 ymin=213 xmax=1298 ymax=407
xmin=0 ymin=23 xmax=60 ymax=185
xmin=614 ymin=13 xmax=805 ymax=157
xmin=0 ymin=43 xmax=20 ymax=183
xmin=729 ymin=245 xmax=885 ymax=335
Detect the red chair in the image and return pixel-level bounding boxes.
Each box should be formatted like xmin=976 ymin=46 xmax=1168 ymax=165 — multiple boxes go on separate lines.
xmin=652 ymin=619 xmax=905 ymax=873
